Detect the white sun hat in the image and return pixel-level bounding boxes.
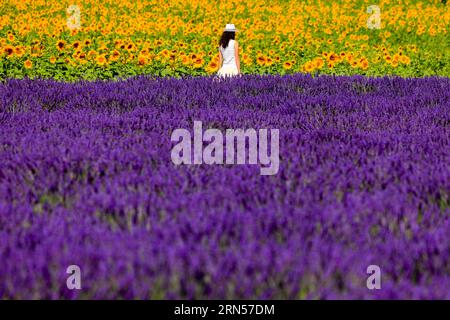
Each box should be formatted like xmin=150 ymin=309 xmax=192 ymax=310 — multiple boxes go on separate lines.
xmin=224 ymin=24 xmax=239 ymax=32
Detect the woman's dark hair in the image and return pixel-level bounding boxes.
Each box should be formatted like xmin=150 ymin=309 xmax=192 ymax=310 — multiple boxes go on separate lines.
xmin=219 ymin=31 xmax=235 ymax=49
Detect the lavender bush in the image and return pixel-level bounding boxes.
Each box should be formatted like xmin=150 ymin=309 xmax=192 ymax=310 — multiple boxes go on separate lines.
xmin=0 ymin=74 xmax=449 ymax=299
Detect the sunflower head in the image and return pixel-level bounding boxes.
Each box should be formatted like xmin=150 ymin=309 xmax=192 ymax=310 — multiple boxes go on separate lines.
xmin=24 ymin=60 xmax=32 ymax=69
xmin=96 ymin=55 xmax=107 ymax=66
xmin=193 ymin=57 xmax=204 ymax=68
xmin=256 ymin=55 xmax=266 ymax=66
xmin=283 ymin=61 xmax=292 ymax=70
xmin=72 ymin=41 xmax=81 ymax=49
xmin=4 ymin=45 xmax=14 ymax=56
xmin=56 ymin=40 xmax=66 ymax=51
xmin=137 ymin=54 xmax=148 ymax=66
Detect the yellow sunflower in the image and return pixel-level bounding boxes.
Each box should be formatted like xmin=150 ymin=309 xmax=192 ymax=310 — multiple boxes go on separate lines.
xmin=401 ymin=56 xmax=410 ymax=65
xmin=305 ymin=61 xmax=315 ymax=73
xmin=314 ymin=58 xmax=324 ymax=69
xmin=256 ymin=55 xmax=266 ymax=66
xmin=24 ymin=60 xmax=32 ymax=69
xmin=207 ymin=60 xmax=219 ymax=72
xmin=96 ymin=54 xmax=107 ymax=66
xmin=359 ymin=58 xmax=369 ymax=70
xmin=137 ymin=54 xmax=148 ymax=66
xmin=181 ymin=55 xmax=189 ymax=65
xmin=56 ymin=40 xmax=66 ymax=51
xmin=283 ymin=61 xmax=293 ymax=70
xmin=193 ymin=57 xmax=204 ymax=68
xmin=72 ymin=41 xmax=81 ymax=50
xmin=4 ymin=45 xmax=14 ymax=56
xmin=327 ymin=52 xmax=339 ymax=63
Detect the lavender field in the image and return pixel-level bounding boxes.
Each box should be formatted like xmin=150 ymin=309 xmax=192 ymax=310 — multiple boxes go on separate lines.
xmin=0 ymin=74 xmax=449 ymax=299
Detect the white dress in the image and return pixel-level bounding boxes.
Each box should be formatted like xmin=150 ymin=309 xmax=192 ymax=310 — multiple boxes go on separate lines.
xmin=217 ymin=39 xmax=239 ymax=77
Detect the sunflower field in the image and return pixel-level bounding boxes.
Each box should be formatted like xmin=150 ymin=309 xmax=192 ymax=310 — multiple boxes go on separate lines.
xmin=0 ymin=0 xmax=449 ymax=80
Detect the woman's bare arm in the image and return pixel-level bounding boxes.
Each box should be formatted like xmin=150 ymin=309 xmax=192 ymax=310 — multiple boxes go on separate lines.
xmin=218 ymin=49 xmax=223 ymax=68
xmin=234 ymin=41 xmax=240 ymax=74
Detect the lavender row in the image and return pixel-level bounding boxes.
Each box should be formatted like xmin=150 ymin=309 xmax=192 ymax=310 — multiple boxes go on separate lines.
xmin=0 ymin=74 xmax=449 ymax=299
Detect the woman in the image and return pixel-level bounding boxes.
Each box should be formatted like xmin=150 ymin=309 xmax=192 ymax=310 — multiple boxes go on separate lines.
xmin=217 ymin=24 xmax=241 ymax=77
